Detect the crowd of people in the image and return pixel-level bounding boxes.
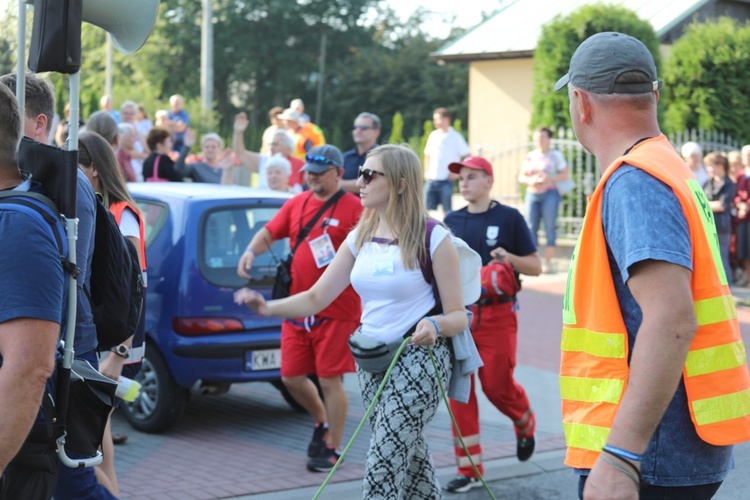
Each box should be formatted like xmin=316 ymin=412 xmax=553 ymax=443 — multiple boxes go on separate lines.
xmin=3 ymin=30 xmax=750 ymax=500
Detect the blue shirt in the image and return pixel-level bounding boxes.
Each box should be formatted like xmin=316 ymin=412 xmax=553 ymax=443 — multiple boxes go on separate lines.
xmin=342 ymin=145 xmax=376 ymax=181
xmin=168 ymin=109 xmax=190 ymax=148
xmin=444 ymin=202 xmax=536 ymax=265
xmin=601 ymin=164 xmax=733 ymax=486
xmin=0 ymin=181 xmax=65 ymax=367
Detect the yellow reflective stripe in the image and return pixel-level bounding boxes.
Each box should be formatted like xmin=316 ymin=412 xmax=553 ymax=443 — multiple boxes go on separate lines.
xmin=560 ymin=376 xmax=623 ymax=404
xmin=694 ymin=295 xmax=736 ymax=326
xmin=692 ymin=389 xmax=750 ymax=426
xmin=685 ymin=341 xmax=747 ymax=377
xmin=561 ymin=328 xmax=625 ymax=359
xmin=563 ymin=422 xmax=609 ymax=452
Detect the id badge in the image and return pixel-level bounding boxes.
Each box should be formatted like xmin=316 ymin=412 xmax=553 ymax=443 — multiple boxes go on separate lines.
xmin=373 ymin=258 xmax=395 ymax=276
xmin=309 ymin=233 xmax=336 ymax=268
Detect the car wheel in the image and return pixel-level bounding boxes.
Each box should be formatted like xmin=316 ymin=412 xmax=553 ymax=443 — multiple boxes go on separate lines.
xmin=271 ymin=374 xmax=323 ymax=413
xmin=122 ymin=348 xmax=188 ymax=433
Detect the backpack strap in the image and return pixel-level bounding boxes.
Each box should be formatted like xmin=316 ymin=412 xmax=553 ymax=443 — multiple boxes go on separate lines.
xmin=0 ymin=191 xmax=77 ymax=278
xmin=420 ymin=217 xmax=443 ymax=308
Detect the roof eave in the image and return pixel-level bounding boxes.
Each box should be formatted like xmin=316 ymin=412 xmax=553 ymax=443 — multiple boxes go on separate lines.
xmin=430 ymin=50 xmax=534 ymax=64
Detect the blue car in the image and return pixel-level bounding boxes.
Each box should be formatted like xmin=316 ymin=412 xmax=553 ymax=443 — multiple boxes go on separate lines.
xmin=122 ymin=183 xmax=297 ymax=433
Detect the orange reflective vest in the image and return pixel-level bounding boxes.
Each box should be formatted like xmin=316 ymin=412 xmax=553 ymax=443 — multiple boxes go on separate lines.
xmin=291 ymin=123 xmax=326 ymax=159
xmin=110 ymin=200 xmax=147 ymax=272
xmin=560 ymin=135 xmax=750 ymax=469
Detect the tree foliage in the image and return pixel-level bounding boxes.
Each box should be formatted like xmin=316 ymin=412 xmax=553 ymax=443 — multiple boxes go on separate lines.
xmin=0 ymin=0 xmax=468 ymax=152
xmin=662 ymin=17 xmax=750 ymax=142
xmin=531 ymin=3 xmax=659 ymax=130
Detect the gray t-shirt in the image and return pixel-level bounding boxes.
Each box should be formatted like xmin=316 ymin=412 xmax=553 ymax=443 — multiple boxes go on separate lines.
xmin=601 ymin=164 xmax=733 ymax=486
xmin=182 ymin=162 xmax=223 ymax=184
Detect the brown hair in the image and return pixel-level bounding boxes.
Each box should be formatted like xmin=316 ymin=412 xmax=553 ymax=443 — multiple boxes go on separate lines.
xmin=433 ymin=107 xmax=452 ymax=121
xmin=147 ymin=126 xmax=171 ymax=151
xmin=704 ymin=151 xmax=729 ymax=175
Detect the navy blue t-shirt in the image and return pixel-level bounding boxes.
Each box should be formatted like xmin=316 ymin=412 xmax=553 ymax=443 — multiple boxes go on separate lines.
xmin=601 ymin=164 xmax=732 ymax=486
xmin=0 ymin=185 xmax=65 ymax=367
xmin=342 ymin=145 xmax=376 ymax=181
xmin=444 ymin=201 xmax=537 ymax=265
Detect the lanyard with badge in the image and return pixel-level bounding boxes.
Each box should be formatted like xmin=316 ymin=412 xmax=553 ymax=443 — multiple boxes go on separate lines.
xmin=298 ymin=191 xmax=344 ymax=268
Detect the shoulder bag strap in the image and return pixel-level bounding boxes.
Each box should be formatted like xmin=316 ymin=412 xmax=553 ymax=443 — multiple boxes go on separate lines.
xmin=149 ymin=155 xmax=161 ymax=181
xmin=290 ymin=189 xmax=345 ymax=254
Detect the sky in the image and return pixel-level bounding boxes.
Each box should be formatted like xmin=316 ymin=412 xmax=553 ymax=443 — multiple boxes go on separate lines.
xmin=2 ymin=0 xmax=503 ymax=39
xmin=387 ymin=0 xmax=503 ymax=39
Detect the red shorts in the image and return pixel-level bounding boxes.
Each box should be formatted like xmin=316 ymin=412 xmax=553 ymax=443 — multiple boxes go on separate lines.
xmin=280 ymin=316 xmax=357 ymax=378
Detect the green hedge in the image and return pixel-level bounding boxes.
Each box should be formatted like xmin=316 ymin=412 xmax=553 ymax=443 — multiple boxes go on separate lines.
xmin=531 ymin=3 xmax=660 ymax=131
xmin=662 ymin=17 xmax=750 ymax=143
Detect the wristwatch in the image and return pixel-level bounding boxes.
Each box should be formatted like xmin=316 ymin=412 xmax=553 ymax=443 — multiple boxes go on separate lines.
xmin=111 ymin=344 xmax=130 ymax=359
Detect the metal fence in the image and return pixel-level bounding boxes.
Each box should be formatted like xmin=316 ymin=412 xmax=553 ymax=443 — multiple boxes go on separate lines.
xmin=477 ymin=128 xmax=743 ymax=241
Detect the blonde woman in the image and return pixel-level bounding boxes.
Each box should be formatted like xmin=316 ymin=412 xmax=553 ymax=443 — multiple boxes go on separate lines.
xmin=235 ymin=144 xmax=467 ymax=497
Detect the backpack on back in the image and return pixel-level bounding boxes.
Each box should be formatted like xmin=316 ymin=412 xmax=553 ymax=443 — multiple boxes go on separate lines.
xmin=86 ymin=197 xmax=144 ymax=350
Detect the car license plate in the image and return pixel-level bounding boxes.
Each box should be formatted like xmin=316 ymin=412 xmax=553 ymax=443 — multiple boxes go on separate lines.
xmin=245 ymin=349 xmax=281 ymax=371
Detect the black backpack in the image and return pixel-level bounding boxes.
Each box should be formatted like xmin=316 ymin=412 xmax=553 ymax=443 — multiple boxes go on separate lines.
xmin=86 ymin=198 xmax=145 ymax=351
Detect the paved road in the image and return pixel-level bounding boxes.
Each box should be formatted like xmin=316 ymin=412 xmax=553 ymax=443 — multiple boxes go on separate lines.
xmin=112 ymin=272 xmax=750 ymax=499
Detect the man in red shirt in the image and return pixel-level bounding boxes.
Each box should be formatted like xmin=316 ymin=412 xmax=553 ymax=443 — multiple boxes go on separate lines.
xmin=237 ymin=145 xmax=362 ymax=472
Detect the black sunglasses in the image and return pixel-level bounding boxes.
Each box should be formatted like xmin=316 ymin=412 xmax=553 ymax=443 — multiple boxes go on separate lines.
xmin=353 ymin=125 xmax=372 ymax=131
xmin=358 ymin=166 xmax=386 ymax=185
xmin=305 ymin=154 xmax=337 ymax=166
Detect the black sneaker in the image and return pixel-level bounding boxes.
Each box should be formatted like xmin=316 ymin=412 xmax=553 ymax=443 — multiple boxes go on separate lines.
xmin=445 ymin=475 xmax=481 ymax=493
xmin=517 ymin=435 xmax=535 ymax=462
xmin=306 ymin=446 xmax=342 ymax=472
xmin=307 ymin=424 xmax=328 ymax=458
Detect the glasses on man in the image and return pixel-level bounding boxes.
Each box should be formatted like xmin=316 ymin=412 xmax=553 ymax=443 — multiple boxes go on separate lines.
xmin=353 ymin=125 xmax=372 ymax=131
xmin=358 ymin=166 xmax=386 ymax=185
xmin=306 ymin=154 xmax=337 ymax=165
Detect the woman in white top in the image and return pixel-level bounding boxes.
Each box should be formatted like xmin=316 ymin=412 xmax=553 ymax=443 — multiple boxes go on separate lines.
xmin=235 ymin=144 xmax=467 ymax=497
xmin=78 ymin=131 xmax=147 ymax=497
xmin=518 ymin=127 xmax=569 ymax=273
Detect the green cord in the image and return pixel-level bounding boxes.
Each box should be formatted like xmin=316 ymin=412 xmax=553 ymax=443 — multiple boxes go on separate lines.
xmin=312 ymin=337 xmax=497 ymax=500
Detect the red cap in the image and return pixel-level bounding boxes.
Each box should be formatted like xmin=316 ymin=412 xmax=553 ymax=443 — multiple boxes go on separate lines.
xmin=448 ymin=156 xmax=493 ymax=177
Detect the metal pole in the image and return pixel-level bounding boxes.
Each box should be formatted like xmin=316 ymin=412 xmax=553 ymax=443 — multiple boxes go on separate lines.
xmin=201 ymin=0 xmax=213 ymax=117
xmin=16 ymin=0 xmax=27 ymax=115
xmin=315 ymin=33 xmax=326 ymax=125
xmin=105 ymin=33 xmax=112 ymax=97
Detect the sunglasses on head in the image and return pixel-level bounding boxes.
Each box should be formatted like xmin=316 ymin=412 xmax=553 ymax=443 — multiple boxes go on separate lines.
xmin=305 ymin=154 xmax=336 ymax=166
xmin=358 ymin=166 xmax=386 ymax=185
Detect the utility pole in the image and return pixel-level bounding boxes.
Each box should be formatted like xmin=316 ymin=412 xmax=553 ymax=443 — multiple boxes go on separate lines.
xmin=315 ymin=33 xmax=326 ymax=125
xmin=201 ymin=0 xmax=214 ymax=118
xmin=105 ymin=33 xmax=113 ymax=97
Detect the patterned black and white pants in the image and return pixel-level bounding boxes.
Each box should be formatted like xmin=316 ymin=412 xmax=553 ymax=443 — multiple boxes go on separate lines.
xmin=357 ymin=336 xmax=452 ymax=499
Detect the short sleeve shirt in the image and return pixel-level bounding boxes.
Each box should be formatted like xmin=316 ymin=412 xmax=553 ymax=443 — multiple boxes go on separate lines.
xmin=347 ymin=224 xmax=450 ymax=343
xmin=424 ymin=127 xmax=470 ymax=181
xmin=444 ymin=202 xmax=536 ymax=265
xmin=601 ymin=164 xmax=732 ymax=486
xmin=265 ymin=191 xmax=363 ymax=321
xmin=0 ymin=183 xmax=65 ymax=367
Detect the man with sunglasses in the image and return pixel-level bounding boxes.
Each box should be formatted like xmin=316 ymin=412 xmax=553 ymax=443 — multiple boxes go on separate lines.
xmin=341 ymin=112 xmax=381 ymax=194
xmin=442 ymin=156 xmax=542 ymax=493
xmin=237 ymin=145 xmax=362 ymax=472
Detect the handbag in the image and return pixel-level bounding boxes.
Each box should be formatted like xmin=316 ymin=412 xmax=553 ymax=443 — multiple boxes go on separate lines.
xmin=556 ymin=177 xmax=575 ymax=195
xmin=348 ymin=328 xmax=405 ymax=373
xmin=348 ymin=305 xmax=441 ymax=373
xmin=146 ymin=156 xmax=169 ymax=183
xmin=271 ymin=190 xmax=345 ymax=299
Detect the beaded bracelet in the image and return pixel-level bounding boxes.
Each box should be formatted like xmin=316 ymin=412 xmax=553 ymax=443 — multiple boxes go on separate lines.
xmin=423 ymin=317 xmax=440 ymax=336
xmin=602 ymin=445 xmax=643 ymax=462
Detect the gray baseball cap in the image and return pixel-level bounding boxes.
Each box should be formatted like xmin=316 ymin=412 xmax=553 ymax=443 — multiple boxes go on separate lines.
xmin=301 ymin=144 xmax=344 ymax=174
xmin=554 ymin=32 xmax=663 ymax=94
